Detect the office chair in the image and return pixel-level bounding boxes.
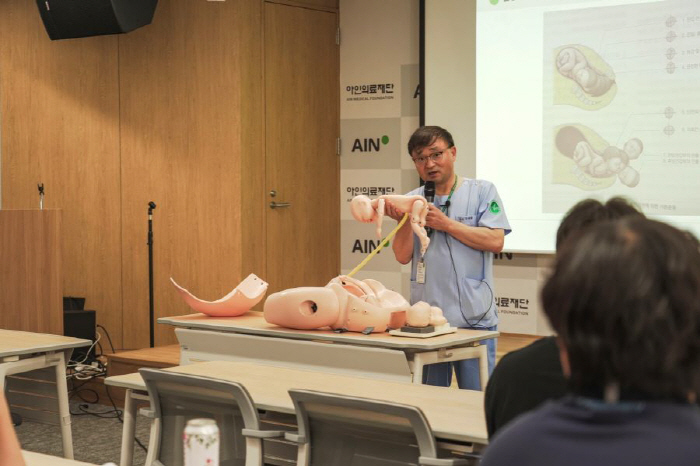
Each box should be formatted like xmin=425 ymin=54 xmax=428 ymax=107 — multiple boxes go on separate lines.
xmin=140 ymin=368 xmax=284 ymax=466
xmin=286 ymin=389 xmax=475 ymax=466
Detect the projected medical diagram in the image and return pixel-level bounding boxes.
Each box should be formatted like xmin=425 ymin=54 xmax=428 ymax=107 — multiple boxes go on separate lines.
xmin=554 ymin=125 xmax=642 ymax=189
xmin=555 ymin=45 xmax=617 ymax=107
xmin=543 ymin=0 xmax=700 ymax=215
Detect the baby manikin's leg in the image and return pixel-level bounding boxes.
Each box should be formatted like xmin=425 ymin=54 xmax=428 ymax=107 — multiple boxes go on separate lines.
xmin=412 ymin=200 xmax=428 ymax=227
xmin=410 ymin=221 xmax=430 ymax=256
xmin=375 ymin=198 xmax=385 ymax=238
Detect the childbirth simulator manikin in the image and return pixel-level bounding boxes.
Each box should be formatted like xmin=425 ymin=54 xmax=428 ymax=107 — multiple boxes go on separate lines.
xmin=264 ymin=275 xmax=448 ymax=334
xmin=350 ymin=194 xmax=431 ymax=255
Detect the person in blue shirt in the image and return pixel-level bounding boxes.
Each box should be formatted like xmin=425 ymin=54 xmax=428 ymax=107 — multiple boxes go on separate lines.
xmin=387 ymin=126 xmax=511 ymax=390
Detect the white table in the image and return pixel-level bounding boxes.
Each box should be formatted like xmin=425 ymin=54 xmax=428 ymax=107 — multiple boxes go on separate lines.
xmin=106 ymin=361 xmax=488 ymax=466
xmin=1 ymin=329 xmax=91 ymax=459
xmin=23 ymin=450 xmax=99 ymax=465
xmin=159 ymin=312 xmax=498 ymax=385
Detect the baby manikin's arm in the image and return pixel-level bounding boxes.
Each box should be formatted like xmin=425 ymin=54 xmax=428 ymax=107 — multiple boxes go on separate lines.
xmin=375 ymin=198 xmax=385 ymax=238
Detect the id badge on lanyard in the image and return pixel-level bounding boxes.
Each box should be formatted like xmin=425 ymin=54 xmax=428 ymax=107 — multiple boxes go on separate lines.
xmin=416 ymin=259 xmax=426 ymax=284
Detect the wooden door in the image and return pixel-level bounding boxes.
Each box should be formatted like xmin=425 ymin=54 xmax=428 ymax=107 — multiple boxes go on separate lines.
xmin=264 ymin=3 xmax=340 ymax=293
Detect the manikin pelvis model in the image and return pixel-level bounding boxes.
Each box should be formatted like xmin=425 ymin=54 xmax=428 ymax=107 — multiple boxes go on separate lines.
xmin=171 ymin=274 xmax=268 ymax=317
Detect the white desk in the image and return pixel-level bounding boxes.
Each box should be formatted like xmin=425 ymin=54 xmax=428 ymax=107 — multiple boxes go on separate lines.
xmin=23 ymin=450 xmax=98 ymax=466
xmin=159 ymin=313 xmax=498 ymax=385
xmin=1 ymin=329 xmax=91 ymax=459
xmin=106 ymin=361 xmax=488 ymax=466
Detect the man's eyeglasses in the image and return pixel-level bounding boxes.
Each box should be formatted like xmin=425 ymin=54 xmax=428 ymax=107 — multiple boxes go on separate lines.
xmin=411 ymin=147 xmax=451 ymax=166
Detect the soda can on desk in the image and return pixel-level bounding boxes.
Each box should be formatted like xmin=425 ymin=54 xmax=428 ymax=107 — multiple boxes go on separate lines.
xmin=184 ymin=418 xmax=220 ymax=466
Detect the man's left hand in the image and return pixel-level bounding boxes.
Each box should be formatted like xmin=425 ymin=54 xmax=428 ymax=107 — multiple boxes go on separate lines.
xmin=425 ymin=205 xmax=452 ymax=232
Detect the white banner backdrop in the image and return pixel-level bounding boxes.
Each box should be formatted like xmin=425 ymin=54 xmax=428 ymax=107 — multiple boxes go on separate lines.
xmin=340 ymin=0 xmax=419 ymax=299
xmin=494 ymin=253 xmax=554 ymax=336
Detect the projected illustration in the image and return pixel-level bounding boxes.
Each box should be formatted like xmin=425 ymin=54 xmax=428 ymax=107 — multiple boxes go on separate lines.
xmin=544 ymin=0 xmax=700 ymax=217
xmin=554 ymin=45 xmax=617 ymax=110
xmin=552 ymin=124 xmax=642 ymax=190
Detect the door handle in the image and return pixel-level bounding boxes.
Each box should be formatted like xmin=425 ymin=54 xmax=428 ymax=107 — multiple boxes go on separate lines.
xmin=270 ymin=201 xmax=291 ymax=209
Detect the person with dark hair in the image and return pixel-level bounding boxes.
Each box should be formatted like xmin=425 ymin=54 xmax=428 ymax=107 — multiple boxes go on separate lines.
xmin=484 ymin=197 xmax=643 ymax=437
xmin=480 ymin=217 xmax=700 ymax=466
xmin=386 ymin=126 xmax=511 ymax=390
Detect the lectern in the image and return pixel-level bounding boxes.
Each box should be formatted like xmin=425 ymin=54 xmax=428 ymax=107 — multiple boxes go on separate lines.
xmin=0 ymin=210 xmax=62 ymax=334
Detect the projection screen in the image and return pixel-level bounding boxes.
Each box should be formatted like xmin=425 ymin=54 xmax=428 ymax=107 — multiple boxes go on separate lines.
xmin=425 ymin=0 xmax=700 ymax=252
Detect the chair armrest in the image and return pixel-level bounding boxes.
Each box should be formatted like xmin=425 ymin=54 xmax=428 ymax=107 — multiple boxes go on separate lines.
xmin=419 ymin=457 xmax=470 ymax=466
xmin=241 ymin=428 xmax=285 ymax=439
xmin=284 ymin=431 xmax=308 ymax=444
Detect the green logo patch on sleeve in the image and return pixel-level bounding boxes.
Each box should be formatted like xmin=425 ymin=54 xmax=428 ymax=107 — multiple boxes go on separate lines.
xmin=489 ymin=201 xmax=501 ymax=214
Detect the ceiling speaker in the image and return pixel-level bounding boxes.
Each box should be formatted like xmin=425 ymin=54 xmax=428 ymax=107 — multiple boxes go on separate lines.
xmin=36 ymin=0 xmax=158 ymax=40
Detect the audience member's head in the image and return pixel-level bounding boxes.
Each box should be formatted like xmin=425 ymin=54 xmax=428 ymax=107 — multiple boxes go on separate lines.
xmin=555 ymin=197 xmax=643 ymax=250
xmin=542 ymin=217 xmax=700 ymax=402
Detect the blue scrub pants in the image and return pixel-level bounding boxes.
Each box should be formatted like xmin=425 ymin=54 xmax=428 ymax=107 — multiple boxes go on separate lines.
xmin=422 ymin=325 xmax=497 ymax=390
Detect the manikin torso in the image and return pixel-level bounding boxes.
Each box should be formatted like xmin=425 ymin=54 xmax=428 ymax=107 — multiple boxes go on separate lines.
xmin=263 ymin=275 xmax=448 ymax=333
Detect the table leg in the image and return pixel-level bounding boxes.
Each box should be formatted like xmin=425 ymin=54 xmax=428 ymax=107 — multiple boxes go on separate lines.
xmin=144 ymin=415 xmax=158 ymax=466
xmin=120 ymin=389 xmax=137 ymax=466
xmin=411 ymin=355 xmax=424 ymax=384
xmin=478 ymin=345 xmax=488 ymax=390
xmin=409 ymin=345 xmax=490 ymax=389
xmin=55 ymin=352 xmax=74 ymax=459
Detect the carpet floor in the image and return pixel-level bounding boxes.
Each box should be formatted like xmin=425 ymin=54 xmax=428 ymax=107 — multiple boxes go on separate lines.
xmin=15 ymin=400 xmax=151 ymax=466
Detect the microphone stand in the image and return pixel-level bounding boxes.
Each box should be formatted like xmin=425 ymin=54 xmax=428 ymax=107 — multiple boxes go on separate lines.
xmin=147 ymin=202 xmax=156 ymax=347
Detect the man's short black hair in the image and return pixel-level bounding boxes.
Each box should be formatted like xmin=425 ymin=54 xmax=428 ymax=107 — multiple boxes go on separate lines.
xmin=542 ymin=217 xmax=700 ymax=401
xmin=407 ymin=126 xmax=454 ymax=156
xmin=556 ymin=197 xmax=643 ymax=250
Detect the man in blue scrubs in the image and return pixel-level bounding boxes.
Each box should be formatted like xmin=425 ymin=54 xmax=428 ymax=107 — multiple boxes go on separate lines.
xmin=388 ymin=126 xmax=511 ymax=390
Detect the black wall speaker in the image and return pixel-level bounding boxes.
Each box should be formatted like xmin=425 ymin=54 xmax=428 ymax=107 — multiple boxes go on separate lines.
xmin=36 ymin=0 xmax=158 ymax=41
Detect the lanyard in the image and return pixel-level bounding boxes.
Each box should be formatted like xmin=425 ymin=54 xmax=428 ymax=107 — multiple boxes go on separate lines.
xmin=439 ymin=174 xmax=459 ymax=214
xmin=418 ymin=174 xmax=459 ymax=282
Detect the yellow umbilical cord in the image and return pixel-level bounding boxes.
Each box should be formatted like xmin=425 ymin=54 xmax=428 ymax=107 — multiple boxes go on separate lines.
xmin=347 ymin=213 xmax=409 ymax=277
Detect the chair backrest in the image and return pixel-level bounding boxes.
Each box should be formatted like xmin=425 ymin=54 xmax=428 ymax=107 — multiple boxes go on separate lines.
xmin=288 ymin=389 xmax=446 ymax=466
xmin=140 ymin=368 xmax=262 ymax=466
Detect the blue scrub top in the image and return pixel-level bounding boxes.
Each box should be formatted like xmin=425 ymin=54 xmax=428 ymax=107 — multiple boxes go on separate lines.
xmin=407 ymin=178 xmax=511 ymax=328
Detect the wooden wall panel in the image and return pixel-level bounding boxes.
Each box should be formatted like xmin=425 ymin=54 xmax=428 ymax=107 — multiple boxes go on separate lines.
xmin=240 ymin=1 xmax=266 ymax=288
xmin=0 ymin=1 xmax=123 ymax=344
xmin=267 ymin=0 xmax=338 ymax=12
xmin=264 ymin=4 xmax=340 ymax=292
xmin=119 ymin=0 xmax=261 ymax=348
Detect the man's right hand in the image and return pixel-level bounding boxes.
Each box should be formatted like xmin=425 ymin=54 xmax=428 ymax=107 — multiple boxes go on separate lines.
xmin=384 ymin=200 xmax=405 ymax=222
